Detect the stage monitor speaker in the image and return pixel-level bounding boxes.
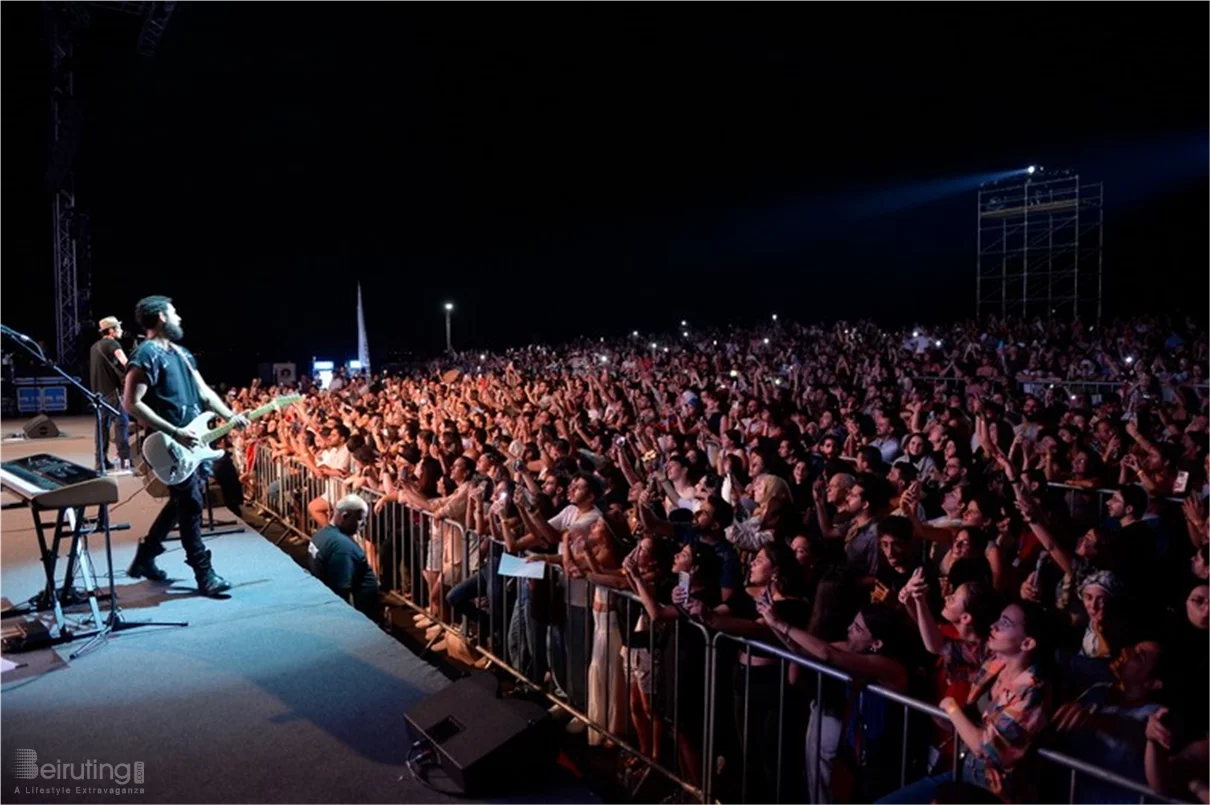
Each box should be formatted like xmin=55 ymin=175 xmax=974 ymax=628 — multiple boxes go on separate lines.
xmin=403 ymin=672 xmax=554 ymax=795
xmin=23 ymin=415 xmax=60 ymax=439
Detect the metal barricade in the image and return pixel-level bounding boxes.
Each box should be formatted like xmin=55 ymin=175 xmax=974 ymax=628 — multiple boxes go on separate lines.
xmin=244 ymin=448 xmax=1181 ymax=805
xmin=706 ymin=631 xmax=956 ymax=804
xmin=708 ymin=631 xmax=1181 ymax=804
xmin=465 ymin=554 xmax=714 ymax=801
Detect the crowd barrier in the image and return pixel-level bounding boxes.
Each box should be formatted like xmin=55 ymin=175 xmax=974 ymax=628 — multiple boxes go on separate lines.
xmin=247 ymin=444 xmax=1185 ymax=804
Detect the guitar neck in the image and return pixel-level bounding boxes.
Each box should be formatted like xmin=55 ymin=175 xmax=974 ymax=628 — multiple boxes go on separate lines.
xmin=201 ymin=397 xmax=296 ymax=445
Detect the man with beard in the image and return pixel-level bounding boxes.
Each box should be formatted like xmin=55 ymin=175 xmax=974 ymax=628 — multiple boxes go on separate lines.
xmin=123 ymin=296 xmax=248 ymax=596
xmin=1015 ymin=395 xmax=1044 ymax=444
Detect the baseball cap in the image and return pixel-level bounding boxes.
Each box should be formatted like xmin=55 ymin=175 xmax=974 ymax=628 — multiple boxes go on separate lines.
xmin=98 ymin=316 xmax=121 ymax=331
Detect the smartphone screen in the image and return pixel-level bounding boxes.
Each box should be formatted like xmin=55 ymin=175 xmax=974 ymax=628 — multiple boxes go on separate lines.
xmin=1174 ymin=471 xmax=1190 ymax=495
xmin=678 ymin=572 xmax=691 ymax=594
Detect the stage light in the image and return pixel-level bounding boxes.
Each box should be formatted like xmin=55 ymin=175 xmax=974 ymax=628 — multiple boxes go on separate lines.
xmin=1125 ymin=356 xmax=1134 ymax=364
xmin=682 ymin=331 xmax=689 ymax=338
xmin=681 ymin=320 xmax=688 ymax=327
xmin=1027 ymin=166 xmax=1036 ymax=175
xmin=600 ymin=355 xmax=609 ymax=364
xmin=712 ymin=340 xmax=718 ymax=346
xmin=444 ymin=302 xmax=454 ymax=311
xmin=771 ymin=314 xmax=778 ymax=322
xmin=912 ymin=330 xmax=920 ymax=338
xmin=663 ymin=347 xmax=669 ymax=353
xmin=651 ymin=342 xmax=658 ymax=350
xmin=774 ymin=378 xmax=782 ymax=386
xmin=763 ymin=338 xmax=770 ymax=345
xmin=730 ymin=369 xmax=739 ymax=378
xmin=479 ymin=354 xmax=485 ymax=361
xmin=632 ymin=331 xmax=639 ymax=337
xmin=935 ymin=340 xmax=943 ymax=348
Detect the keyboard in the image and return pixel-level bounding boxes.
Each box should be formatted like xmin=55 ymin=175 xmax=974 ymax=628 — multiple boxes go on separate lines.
xmin=0 ymin=454 xmax=118 ymax=509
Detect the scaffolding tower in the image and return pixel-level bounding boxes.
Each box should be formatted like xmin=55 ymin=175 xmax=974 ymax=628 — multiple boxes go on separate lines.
xmin=976 ymin=170 xmax=1103 ymax=323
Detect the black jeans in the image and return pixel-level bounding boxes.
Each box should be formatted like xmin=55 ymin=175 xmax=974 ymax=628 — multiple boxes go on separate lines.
xmin=146 ymin=464 xmax=210 ymax=563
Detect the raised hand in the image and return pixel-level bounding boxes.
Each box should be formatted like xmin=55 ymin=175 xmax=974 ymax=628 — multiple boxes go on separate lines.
xmin=1144 ymin=707 xmax=1172 ymax=750
xmin=1020 ymin=571 xmax=1041 ymax=603
xmin=1184 ymin=496 xmax=1207 ymax=528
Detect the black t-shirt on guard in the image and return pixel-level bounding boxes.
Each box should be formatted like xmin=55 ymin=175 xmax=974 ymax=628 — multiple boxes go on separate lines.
xmin=127 ymin=341 xmax=204 ymax=429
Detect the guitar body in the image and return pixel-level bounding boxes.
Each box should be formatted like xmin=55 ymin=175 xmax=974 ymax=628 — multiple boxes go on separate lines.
xmin=141 ymin=412 xmax=225 ymax=486
xmin=139 ymin=394 xmax=300 ymax=488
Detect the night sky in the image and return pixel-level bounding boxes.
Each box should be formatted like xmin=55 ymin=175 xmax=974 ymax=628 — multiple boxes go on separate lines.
xmin=3 ymin=4 xmax=1207 ymax=384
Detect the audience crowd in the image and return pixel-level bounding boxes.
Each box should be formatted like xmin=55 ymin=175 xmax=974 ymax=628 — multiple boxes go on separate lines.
xmin=223 ymin=314 xmax=1209 ymax=804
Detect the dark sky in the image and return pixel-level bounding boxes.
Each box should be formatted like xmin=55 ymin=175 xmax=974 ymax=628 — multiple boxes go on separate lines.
xmin=3 ymin=3 xmax=1207 ymax=383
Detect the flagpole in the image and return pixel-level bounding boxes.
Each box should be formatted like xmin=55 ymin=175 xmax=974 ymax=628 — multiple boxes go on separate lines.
xmin=357 ymin=282 xmax=370 ymax=373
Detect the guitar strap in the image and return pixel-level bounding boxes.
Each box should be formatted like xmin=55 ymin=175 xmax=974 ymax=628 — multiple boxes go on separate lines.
xmin=167 ymin=342 xmax=206 ymax=422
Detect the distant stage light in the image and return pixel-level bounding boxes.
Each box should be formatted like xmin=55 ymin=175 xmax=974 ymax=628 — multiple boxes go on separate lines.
xmin=912 ymin=330 xmax=920 ymax=338
xmin=632 ymin=331 xmax=639 ymax=337
xmin=680 ymin=320 xmax=688 ymax=327
xmin=763 ymin=338 xmax=770 ymax=345
xmin=1027 ymin=165 xmax=1036 ymax=175
xmin=730 ymin=369 xmax=739 ymax=378
xmin=682 ymin=331 xmax=689 ymax=338
xmin=771 ymin=314 xmax=778 ymax=322
xmin=935 ymin=340 xmax=943 ymax=347
xmin=650 ymin=343 xmax=658 ymax=350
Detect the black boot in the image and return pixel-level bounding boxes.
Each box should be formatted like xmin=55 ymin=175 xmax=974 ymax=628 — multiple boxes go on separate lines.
xmin=186 ymin=549 xmax=232 ymax=597
xmin=128 ymin=540 xmax=169 ymax=582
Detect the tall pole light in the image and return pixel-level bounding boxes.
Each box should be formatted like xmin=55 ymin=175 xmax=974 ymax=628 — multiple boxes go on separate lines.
xmin=444 ymin=302 xmax=454 ymax=353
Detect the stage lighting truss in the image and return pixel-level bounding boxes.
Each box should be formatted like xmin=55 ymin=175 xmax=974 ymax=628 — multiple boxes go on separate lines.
xmin=47 ymin=2 xmax=177 ymax=370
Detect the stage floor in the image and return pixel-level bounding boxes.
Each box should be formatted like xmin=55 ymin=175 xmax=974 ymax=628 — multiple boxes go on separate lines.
xmin=0 ymin=417 xmax=595 ymax=803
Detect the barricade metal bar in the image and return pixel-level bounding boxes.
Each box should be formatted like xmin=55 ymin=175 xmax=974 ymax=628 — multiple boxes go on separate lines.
xmin=1035 ymin=748 xmax=1185 ymax=804
xmin=247 ymin=445 xmax=1180 ymax=805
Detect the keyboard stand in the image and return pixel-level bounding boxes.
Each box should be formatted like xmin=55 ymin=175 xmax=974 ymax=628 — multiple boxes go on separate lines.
xmin=2 ymin=504 xmax=105 ymax=650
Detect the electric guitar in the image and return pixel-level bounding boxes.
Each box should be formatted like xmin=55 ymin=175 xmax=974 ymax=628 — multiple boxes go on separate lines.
xmin=141 ymin=395 xmax=301 ymax=486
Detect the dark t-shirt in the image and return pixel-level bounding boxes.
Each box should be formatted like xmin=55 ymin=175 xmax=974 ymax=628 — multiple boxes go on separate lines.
xmin=89 ymin=338 xmax=125 ymax=398
xmin=675 ymin=524 xmax=742 ymax=593
xmin=310 ymin=525 xmax=380 ymax=616
xmin=127 ymin=341 xmax=204 ymax=428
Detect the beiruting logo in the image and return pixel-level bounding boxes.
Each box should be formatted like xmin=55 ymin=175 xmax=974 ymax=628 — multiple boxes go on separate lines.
xmin=11 ymin=749 xmax=144 ymax=785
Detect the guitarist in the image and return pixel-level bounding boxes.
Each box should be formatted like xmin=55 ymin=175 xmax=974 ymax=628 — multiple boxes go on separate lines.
xmin=122 ymin=295 xmax=249 ymax=596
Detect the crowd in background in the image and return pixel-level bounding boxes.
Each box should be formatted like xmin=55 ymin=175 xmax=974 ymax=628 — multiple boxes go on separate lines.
xmin=222 ymin=313 xmax=1209 ymax=804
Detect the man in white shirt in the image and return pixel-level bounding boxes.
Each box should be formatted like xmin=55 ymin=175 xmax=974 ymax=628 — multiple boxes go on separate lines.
xmin=516 ymin=473 xmax=603 ymax=712
xmin=307 ymin=424 xmax=352 ymax=528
